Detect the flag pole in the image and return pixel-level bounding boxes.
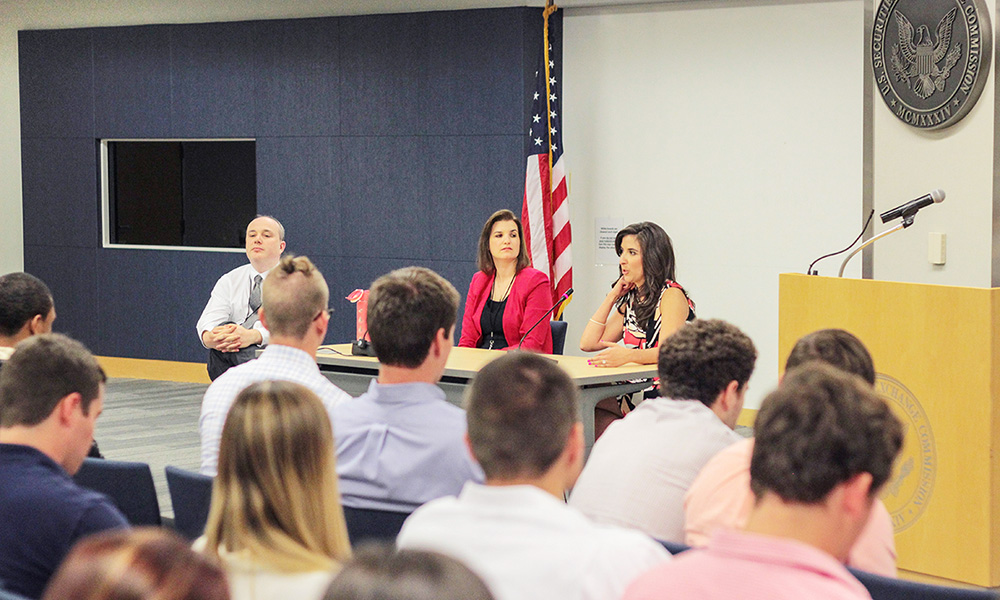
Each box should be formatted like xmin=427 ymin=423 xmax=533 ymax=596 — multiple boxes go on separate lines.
xmin=543 ymin=2 xmax=557 ymax=178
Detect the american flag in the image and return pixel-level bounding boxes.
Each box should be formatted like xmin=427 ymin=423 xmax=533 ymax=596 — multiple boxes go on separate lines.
xmin=522 ymin=4 xmax=572 ymax=318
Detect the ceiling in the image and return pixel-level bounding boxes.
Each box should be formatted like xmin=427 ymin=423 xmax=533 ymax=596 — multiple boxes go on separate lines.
xmin=4 ymin=0 xmax=691 ymax=31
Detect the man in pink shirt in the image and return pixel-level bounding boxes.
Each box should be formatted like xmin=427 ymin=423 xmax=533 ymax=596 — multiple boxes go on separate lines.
xmin=683 ymin=329 xmax=897 ymax=576
xmin=624 ymin=363 xmax=904 ymax=600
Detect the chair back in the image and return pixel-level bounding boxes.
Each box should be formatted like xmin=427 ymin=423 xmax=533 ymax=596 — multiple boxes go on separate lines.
xmin=658 ymin=539 xmax=692 ymax=555
xmin=342 ymin=506 xmax=411 ymax=546
xmin=550 ymin=320 xmax=568 ymax=355
xmin=73 ymin=458 xmax=161 ymax=526
xmin=849 ymin=568 xmax=999 ymax=600
xmin=165 ymin=466 xmax=214 ymax=540
xmin=0 ymin=587 xmax=32 ymax=600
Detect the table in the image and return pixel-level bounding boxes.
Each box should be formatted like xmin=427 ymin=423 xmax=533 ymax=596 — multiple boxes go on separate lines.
xmin=316 ymin=344 xmax=657 ymax=454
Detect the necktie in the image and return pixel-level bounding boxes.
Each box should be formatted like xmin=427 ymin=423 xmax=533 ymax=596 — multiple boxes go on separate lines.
xmin=243 ymin=275 xmax=262 ymax=328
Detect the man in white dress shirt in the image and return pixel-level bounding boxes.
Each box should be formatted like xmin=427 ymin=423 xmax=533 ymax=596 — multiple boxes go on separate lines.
xmin=199 ymin=254 xmax=350 ymax=476
xmin=569 ymin=319 xmax=757 ymax=543
xmin=196 ymin=215 xmax=286 ymax=381
xmin=397 ymin=352 xmax=670 ymax=600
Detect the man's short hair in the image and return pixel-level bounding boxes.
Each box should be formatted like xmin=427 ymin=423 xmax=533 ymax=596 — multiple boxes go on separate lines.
xmin=253 ymin=214 xmax=285 ymax=241
xmin=367 ymin=267 xmax=460 ymax=369
xmin=0 ymin=334 xmax=106 ymax=427
xmin=466 ymin=352 xmax=580 ymax=480
xmin=785 ymin=328 xmax=875 ymax=386
xmin=0 ymin=272 xmax=53 ymax=337
xmin=750 ymin=362 xmax=904 ymax=503
xmin=261 ymin=255 xmax=329 ymax=339
xmin=657 ymin=319 xmax=757 ymax=406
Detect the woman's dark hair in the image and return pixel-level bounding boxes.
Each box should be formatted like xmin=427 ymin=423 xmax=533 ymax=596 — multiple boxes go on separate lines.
xmin=324 ymin=544 xmax=495 ymax=600
xmin=41 ymin=528 xmax=229 ymax=600
xmin=476 ymin=209 xmax=531 ymax=275
xmin=785 ymin=329 xmax=876 ymax=386
xmin=614 ymin=221 xmax=677 ymax=326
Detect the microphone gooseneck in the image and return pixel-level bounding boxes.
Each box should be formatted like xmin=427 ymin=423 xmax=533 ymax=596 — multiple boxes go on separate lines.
xmin=518 ymin=287 xmax=574 ymax=349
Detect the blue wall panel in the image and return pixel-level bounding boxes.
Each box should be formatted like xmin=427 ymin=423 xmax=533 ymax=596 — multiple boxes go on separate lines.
xmin=96 ymin=249 xmax=184 ymax=359
xmin=340 ymin=136 xmax=430 ymax=259
xmin=253 ymin=18 xmax=341 ymax=137
xmin=93 ymin=26 xmax=172 ymax=138
xmin=423 ymin=9 xmax=525 ymax=135
xmin=256 ymin=136 xmax=340 ymax=257
xmin=425 ymin=135 xmax=524 ymax=263
xmin=171 ymin=21 xmax=257 ymax=137
xmin=18 ymin=29 xmax=94 ymax=139
xmin=23 ymin=245 xmax=99 ymax=348
xmin=20 ymin=138 xmax=99 ymax=249
xmin=19 ymin=8 xmax=541 ymax=363
xmin=339 ymin=12 xmax=431 ymax=136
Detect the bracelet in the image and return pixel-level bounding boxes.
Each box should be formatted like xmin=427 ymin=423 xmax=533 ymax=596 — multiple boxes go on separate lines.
xmin=589 ymin=318 xmax=606 ymax=326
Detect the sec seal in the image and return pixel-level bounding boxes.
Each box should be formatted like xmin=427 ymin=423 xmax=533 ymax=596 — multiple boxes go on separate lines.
xmin=872 ymin=0 xmax=992 ymax=129
xmin=876 ymin=374 xmax=935 ymax=532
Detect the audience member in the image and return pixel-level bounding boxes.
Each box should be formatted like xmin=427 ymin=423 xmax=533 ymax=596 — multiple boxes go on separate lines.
xmin=684 ymin=328 xmax=897 ymax=576
xmin=0 ymin=272 xmax=102 ymax=458
xmin=0 ymin=272 xmax=55 ymax=362
xmin=625 ymin=363 xmax=903 ymax=599
xmin=0 ymin=334 xmax=127 ymax=599
xmin=197 ymin=215 xmax=286 ymax=380
xmin=397 ymin=352 xmax=669 ymax=600
xmin=569 ymin=319 xmax=756 ymax=543
xmin=41 ymin=528 xmax=229 ymax=600
xmin=333 ymin=267 xmax=482 ymax=513
xmin=200 ymin=381 xmax=352 ymax=600
xmin=323 ymin=544 xmax=494 ymax=600
xmin=199 ymin=254 xmax=350 ymax=475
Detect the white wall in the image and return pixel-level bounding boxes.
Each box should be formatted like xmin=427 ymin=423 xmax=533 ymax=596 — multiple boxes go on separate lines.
xmin=871 ymin=1 xmax=995 ymax=287
xmin=562 ymin=0 xmax=865 ymax=408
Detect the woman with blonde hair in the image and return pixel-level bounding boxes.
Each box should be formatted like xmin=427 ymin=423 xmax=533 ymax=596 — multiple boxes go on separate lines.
xmin=200 ymin=380 xmax=352 ymax=600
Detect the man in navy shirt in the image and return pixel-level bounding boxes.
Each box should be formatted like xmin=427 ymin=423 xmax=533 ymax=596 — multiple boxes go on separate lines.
xmin=0 ymin=334 xmax=127 ymax=598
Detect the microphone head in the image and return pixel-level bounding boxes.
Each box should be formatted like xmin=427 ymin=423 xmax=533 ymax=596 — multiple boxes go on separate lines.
xmin=931 ymin=189 xmax=945 ymax=203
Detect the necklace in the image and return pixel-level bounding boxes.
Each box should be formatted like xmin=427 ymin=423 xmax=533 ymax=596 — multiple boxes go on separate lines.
xmin=491 ymin=272 xmax=515 ymax=302
xmin=485 ymin=273 xmax=515 ymax=349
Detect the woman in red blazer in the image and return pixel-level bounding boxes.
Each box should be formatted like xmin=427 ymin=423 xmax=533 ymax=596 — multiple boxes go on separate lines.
xmin=458 ymin=210 xmax=554 ymax=353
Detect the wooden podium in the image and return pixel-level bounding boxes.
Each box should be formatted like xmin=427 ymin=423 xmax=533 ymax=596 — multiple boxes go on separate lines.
xmin=779 ymin=274 xmax=1000 ymax=586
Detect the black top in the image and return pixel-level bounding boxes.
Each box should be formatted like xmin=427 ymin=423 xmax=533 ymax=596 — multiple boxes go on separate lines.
xmin=478 ymin=297 xmax=509 ymax=349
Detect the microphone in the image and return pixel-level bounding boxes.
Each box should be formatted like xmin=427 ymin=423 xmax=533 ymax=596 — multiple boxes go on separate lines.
xmin=880 ymin=189 xmax=945 ymax=224
xmin=518 ymin=288 xmax=573 ymax=350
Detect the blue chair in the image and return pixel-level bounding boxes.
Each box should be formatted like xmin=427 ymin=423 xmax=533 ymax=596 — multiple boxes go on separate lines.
xmin=550 ymin=320 xmax=568 ymax=355
xmin=165 ymin=466 xmax=214 ymax=540
xmin=73 ymin=458 xmax=161 ymax=526
xmin=849 ymin=568 xmax=999 ymax=600
xmin=343 ymin=506 xmax=411 ymax=546
xmin=657 ymin=539 xmax=692 ymax=555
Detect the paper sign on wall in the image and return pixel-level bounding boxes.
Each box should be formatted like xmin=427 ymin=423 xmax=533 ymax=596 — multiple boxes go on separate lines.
xmin=595 ymin=217 xmax=623 ymax=265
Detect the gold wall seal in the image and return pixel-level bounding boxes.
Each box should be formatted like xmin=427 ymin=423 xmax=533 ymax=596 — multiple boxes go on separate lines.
xmin=877 ymin=373 xmax=936 ymax=532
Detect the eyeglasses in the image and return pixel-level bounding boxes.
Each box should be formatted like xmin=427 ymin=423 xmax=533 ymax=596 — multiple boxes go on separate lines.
xmin=313 ymin=307 xmax=333 ymax=321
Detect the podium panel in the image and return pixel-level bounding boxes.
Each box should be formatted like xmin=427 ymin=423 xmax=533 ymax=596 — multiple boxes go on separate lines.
xmin=779 ymin=274 xmax=1000 ymax=586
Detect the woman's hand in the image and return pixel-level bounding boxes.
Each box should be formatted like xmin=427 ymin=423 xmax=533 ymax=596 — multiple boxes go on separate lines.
xmin=608 ymin=276 xmax=633 ymax=302
xmin=587 ymin=341 xmax=636 ymax=368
